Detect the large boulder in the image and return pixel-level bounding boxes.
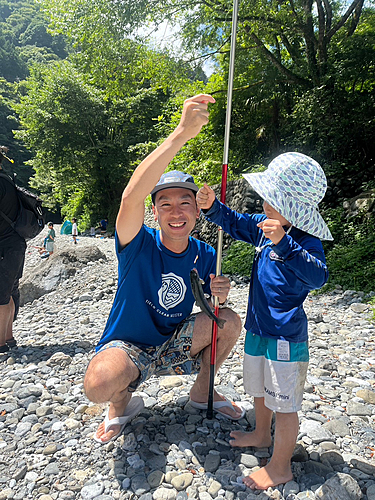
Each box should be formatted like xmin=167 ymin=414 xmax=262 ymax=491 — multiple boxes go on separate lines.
xmin=19 ymin=245 xmax=107 ymax=305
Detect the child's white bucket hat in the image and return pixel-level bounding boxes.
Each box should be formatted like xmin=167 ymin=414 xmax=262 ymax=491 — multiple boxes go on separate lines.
xmin=243 ymin=152 xmax=333 ymax=240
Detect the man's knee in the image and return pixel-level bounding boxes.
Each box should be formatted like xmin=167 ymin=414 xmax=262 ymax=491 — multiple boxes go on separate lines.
xmin=84 ymin=348 xmax=139 ymax=400
xmin=218 ymin=308 xmax=242 ymax=347
xmin=83 ymin=358 xmax=109 ymax=399
xmin=219 ymin=308 xmax=242 ymax=339
xmin=84 ymin=353 xmax=120 ymax=397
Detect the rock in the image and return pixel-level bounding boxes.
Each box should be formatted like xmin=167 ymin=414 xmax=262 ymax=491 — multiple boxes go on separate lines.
xmin=315 ymin=473 xmax=361 ymax=499
xmin=46 ymin=352 xmax=72 ymax=367
xmin=356 ymin=388 xmax=375 ymax=404
xmin=171 ymin=473 xmax=194 ymax=491
xmin=153 ymin=488 xmax=177 ymax=500
xmin=19 ymin=245 xmax=107 ymax=304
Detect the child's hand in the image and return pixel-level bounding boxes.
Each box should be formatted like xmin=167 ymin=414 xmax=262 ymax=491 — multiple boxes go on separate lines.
xmin=197 ymin=183 xmax=216 ymax=210
xmin=257 ymin=219 xmax=286 ymax=245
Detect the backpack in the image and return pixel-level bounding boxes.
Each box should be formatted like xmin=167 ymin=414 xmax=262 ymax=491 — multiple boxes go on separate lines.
xmin=0 ymin=172 xmax=45 ymax=241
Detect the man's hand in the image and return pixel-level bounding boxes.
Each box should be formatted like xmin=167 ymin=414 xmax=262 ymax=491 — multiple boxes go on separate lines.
xmin=257 ymin=219 xmax=286 ymax=245
xmin=116 ymin=94 xmax=215 ymax=249
xmin=197 ymin=183 xmax=216 ymax=210
xmin=210 ymin=274 xmax=230 ymax=304
xmin=176 ymin=95 xmax=216 ymax=142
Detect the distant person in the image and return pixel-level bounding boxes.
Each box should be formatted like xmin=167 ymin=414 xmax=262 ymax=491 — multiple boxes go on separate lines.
xmin=72 ymin=218 xmax=78 ymax=244
xmin=197 ymin=152 xmax=331 ymax=490
xmin=90 ymin=227 xmax=96 ymax=237
xmin=44 ymin=222 xmax=55 ymax=254
xmin=35 ymin=244 xmax=50 ymax=259
xmin=99 ymin=218 xmax=108 ymax=233
xmin=0 ymin=146 xmax=26 ymax=353
xmin=83 ymin=94 xmax=243 ymax=445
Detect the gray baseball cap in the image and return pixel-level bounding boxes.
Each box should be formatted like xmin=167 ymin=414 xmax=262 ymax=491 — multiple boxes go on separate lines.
xmin=151 ymin=170 xmax=199 ymax=199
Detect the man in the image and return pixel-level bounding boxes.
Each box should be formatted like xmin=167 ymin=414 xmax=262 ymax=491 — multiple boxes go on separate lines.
xmin=0 ymin=147 xmax=26 ymax=353
xmin=84 ymin=94 xmax=243 ymax=444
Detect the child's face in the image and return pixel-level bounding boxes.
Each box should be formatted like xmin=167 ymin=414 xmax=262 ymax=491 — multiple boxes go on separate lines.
xmin=263 ymin=201 xmax=291 ymax=227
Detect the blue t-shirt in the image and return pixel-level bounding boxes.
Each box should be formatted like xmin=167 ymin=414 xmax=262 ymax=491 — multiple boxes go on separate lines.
xmin=96 ymin=225 xmax=217 ymax=350
xmin=205 ymin=199 xmax=329 ymax=342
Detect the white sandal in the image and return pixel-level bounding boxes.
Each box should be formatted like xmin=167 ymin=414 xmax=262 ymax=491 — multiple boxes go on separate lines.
xmin=93 ymin=396 xmax=144 ymax=444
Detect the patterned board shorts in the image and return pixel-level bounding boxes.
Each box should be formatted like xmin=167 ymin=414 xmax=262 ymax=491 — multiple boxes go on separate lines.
xmin=95 ymin=314 xmax=201 ymax=392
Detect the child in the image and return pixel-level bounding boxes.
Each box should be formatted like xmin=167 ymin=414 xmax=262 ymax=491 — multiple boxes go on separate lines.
xmin=197 ymin=152 xmax=332 ymax=491
xmin=44 ymin=222 xmax=55 ymax=254
xmin=72 ymin=218 xmax=78 ymax=244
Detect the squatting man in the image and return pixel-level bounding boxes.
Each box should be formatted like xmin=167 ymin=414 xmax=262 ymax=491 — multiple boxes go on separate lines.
xmin=83 ymin=94 xmax=244 ymax=444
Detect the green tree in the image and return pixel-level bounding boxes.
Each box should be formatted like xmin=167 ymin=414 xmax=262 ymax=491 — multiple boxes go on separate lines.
xmin=14 ymin=61 xmax=170 ymax=224
xmin=46 ymin=0 xmax=368 ymax=88
xmin=0 ymin=0 xmax=67 ymax=81
xmin=0 ymin=78 xmax=33 ymax=185
xmin=0 ymin=0 xmax=68 ymax=185
xmin=39 ymin=0 xmax=198 ymax=97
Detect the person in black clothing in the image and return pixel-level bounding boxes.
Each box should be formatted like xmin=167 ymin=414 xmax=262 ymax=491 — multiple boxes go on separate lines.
xmin=0 ymin=147 xmax=26 ymax=353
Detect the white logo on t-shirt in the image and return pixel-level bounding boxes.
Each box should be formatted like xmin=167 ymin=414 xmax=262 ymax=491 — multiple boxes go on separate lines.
xmin=158 ymin=273 xmax=187 ymax=310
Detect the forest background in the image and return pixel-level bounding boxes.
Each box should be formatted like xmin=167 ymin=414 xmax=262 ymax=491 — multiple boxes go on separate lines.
xmin=0 ymin=0 xmax=375 ymax=293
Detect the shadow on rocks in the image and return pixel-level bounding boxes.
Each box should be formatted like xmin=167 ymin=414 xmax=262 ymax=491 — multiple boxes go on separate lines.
xmin=3 ymin=339 xmax=94 ymax=364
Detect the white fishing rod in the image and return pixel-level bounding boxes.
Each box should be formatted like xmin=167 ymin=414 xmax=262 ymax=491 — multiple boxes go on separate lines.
xmin=207 ymin=0 xmax=239 ymax=419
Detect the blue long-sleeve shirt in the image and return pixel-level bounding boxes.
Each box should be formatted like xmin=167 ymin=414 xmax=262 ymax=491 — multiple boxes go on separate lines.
xmin=205 ymin=199 xmax=329 ymax=342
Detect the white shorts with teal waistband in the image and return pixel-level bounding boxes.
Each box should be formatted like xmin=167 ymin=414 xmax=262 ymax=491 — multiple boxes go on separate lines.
xmin=243 ymin=332 xmax=309 ymax=413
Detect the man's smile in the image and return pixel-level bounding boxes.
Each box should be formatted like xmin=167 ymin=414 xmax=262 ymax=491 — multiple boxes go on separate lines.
xmin=169 ymin=222 xmax=186 ymax=228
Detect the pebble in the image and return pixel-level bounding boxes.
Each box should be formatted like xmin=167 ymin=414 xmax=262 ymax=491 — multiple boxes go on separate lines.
xmin=0 ymin=228 xmax=374 ymax=499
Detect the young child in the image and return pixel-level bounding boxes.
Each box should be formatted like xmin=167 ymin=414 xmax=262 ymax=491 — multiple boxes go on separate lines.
xmin=197 ymin=152 xmax=332 ymax=491
xmin=44 ymin=222 xmax=55 ymax=254
xmin=71 ymin=218 xmax=78 ymax=244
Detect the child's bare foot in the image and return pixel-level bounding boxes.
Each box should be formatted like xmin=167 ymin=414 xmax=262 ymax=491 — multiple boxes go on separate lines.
xmin=229 ymin=430 xmax=272 ymax=448
xmin=243 ymin=463 xmax=293 ymax=490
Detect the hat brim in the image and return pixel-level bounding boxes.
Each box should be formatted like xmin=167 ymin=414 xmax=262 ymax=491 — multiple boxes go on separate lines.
xmin=243 ymin=172 xmax=333 ymax=241
xmin=151 ymin=182 xmax=199 ymax=196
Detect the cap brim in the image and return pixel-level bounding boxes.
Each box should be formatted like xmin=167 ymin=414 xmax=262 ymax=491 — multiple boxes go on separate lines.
xmin=151 ymin=182 xmax=199 ymax=196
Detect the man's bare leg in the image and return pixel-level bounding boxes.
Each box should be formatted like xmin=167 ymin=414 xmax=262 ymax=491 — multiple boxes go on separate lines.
xmin=84 ymin=347 xmax=140 ymax=443
xmin=241 ymin=410 xmax=297 ymax=490
xmin=189 ymin=308 xmax=243 ymax=419
xmin=229 ymin=397 xmax=273 ymax=448
xmin=0 ymin=298 xmax=15 ymax=349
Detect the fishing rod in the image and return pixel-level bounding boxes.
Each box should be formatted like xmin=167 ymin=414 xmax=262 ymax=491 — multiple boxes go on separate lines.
xmin=207 ymin=0 xmax=239 ymax=419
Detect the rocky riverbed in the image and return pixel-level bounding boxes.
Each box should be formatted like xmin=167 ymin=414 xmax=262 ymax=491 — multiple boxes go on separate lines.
xmin=0 ymin=228 xmax=375 ymax=500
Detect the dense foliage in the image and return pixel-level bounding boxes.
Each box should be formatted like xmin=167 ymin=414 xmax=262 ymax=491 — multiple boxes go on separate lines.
xmin=14 ymin=62 xmax=171 ymax=225
xmin=222 ymin=241 xmax=255 ymax=277
xmin=1 ymin=0 xmax=375 ymax=290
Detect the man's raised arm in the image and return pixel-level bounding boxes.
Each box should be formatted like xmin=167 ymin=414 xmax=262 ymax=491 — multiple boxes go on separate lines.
xmin=116 ymin=94 xmax=215 ymax=247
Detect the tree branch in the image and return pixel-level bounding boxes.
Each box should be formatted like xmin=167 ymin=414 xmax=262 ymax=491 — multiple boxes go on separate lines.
xmin=301 ymin=0 xmax=320 ymax=85
xmin=322 ymin=0 xmax=333 ymax=32
xmin=249 ymin=30 xmax=310 ymax=87
xmin=326 ymin=0 xmax=364 ymax=41
xmin=210 ymin=80 xmax=266 ymax=95
xmin=288 ymin=0 xmax=304 ymax=30
xmin=347 ymin=0 xmax=365 ymax=36
xmin=279 ymin=32 xmax=303 ymax=66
